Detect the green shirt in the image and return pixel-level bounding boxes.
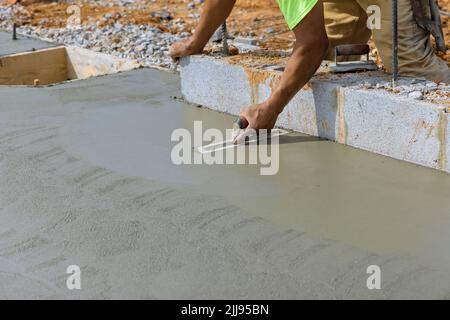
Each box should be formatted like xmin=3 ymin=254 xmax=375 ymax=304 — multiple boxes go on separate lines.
xmin=276 ymin=0 xmax=318 ymax=30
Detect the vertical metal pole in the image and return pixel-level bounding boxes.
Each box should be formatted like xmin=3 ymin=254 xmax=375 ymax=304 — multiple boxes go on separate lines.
xmin=13 ymin=23 xmax=17 ymax=40
xmin=221 ymin=22 xmax=229 ymax=56
xmin=11 ymin=3 xmax=17 ymax=40
xmin=392 ymin=0 xmax=398 ymax=87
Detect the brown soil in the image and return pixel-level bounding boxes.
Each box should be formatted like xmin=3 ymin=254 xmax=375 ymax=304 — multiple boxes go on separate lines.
xmin=3 ymin=0 xmax=450 ymax=66
xmin=4 ymin=0 xmax=292 ymax=45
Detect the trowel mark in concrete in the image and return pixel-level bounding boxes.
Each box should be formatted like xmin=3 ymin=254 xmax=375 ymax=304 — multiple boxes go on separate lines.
xmin=0 ymin=126 xmax=57 ymax=145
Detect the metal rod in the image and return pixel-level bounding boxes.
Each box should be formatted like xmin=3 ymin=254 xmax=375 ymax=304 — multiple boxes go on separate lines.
xmin=11 ymin=3 xmax=17 ymax=41
xmin=13 ymin=23 xmax=17 ymax=40
xmin=221 ymin=22 xmax=229 ymax=56
xmin=392 ymin=0 xmax=398 ymax=86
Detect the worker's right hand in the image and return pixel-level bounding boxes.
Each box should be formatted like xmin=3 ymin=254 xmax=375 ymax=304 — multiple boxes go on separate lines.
xmin=232 ymin=102 xmax=280 ymax=144
xmin=169 ymin=38 xmax=203 ymax=62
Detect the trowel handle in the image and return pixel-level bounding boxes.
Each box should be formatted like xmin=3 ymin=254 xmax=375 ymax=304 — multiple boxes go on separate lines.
xmin=335 ymin=44 xmax=370 ymax=57
xmin=235 ymin=117 xmax=249 ymax=130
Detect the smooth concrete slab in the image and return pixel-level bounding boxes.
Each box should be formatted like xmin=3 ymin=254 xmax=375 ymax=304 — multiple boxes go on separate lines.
xmin=1 ymin=69 xmax=450 ymax=299
xmin=0 ymin=31 xmax=55 ymax=57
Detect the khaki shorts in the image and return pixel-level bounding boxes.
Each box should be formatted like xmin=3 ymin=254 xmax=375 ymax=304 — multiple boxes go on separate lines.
xmin=323 ymin=0 xmax=449 ymax=83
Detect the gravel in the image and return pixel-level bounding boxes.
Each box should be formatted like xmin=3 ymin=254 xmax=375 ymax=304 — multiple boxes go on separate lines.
xmin=408 ymin=91 xmax=424 ymax=100
xmin=359 ymin=78 xmax=450 ymax=104
xmin=0 ymin=2 xmax=190 ymax=70
xmin=0 ymin=0 xmax=237 ymax=71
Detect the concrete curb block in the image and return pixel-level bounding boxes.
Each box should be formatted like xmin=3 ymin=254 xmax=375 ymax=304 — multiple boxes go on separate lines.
xmin=181 ymin=55 xmax=449 ymax=173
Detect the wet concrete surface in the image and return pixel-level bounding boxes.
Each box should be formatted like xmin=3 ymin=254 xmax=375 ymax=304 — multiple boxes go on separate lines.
xmin=0 ymin=31 xmax=55 ymax=57
xmin=1 ymin=68 xmax=450 ymax=299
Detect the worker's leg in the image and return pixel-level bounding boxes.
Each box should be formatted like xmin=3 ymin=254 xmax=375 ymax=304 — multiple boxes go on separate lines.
xmin=356 ymin=0 xmax=450 ymax=83
xmin=323 ymin=0 xmax=372 ymax=61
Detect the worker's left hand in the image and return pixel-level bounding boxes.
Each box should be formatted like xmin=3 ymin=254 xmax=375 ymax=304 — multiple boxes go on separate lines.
xmin=233 ymin=102 xmax=280 ymax=144
xmin=169 ymin=38 xmax=202 ymax=62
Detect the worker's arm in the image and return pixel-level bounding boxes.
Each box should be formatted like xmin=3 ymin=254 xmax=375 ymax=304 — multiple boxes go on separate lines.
xmin=236 ymin=1 xmax=328 ymax=138
xmin=170 ymin=0 xmax=237 ymax=60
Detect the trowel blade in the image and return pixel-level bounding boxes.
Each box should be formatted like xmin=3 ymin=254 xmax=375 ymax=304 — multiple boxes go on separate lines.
xmin=330 ymin=61 xmax=378 ymax=73
xmin=196 ymin=129 xmax=289 ymax=154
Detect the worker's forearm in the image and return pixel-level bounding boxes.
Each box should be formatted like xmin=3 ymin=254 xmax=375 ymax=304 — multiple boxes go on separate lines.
xmin=190 ymin=0 xmax=237 ymax=50
xmin=267 ymin=44 xmax=324 ymax=114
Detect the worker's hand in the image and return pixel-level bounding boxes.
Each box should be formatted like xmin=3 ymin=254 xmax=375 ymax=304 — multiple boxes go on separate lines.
xmin=233 ymin=102 xmax=280 ymax=144
xmin=169 ymin=38 xmax=202 ymax=62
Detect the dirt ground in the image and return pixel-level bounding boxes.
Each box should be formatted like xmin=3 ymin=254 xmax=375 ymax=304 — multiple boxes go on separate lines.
xmin=10 ymin=0 xmax=290 ymax=46
xmin=3 ymin=0 xmax=450 ymax=65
